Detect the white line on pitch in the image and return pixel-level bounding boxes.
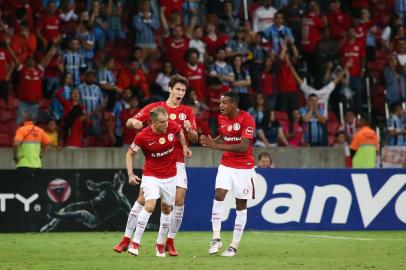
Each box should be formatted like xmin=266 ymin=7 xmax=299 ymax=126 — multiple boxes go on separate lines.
xmin=252 ymin=231 xmax=402 ymax=241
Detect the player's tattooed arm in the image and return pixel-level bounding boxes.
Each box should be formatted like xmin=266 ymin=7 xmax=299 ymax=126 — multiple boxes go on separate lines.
xmin=177 ymin=129 xmax=192 ymax=158
xmin=213 ymin=135 xmax=224 ymax=144
xmin=201 ymin=136 xmax=250 ymax=153
xmin=183 ymin=120 xmax=198 ymax=143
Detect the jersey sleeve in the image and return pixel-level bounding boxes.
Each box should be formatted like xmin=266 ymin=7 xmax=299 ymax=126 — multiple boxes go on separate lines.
xmin=169 ymin=121 xmax=182 ymax=134
xmin=241 ymin=114 xmax=256 ymax=140
xmin=132 ymin=102 xmax=157 ymax=122
xmin=131 ymin=133 xmax=143 ymax=152
xmin=187 ymin=107 xmax=197 ymax=130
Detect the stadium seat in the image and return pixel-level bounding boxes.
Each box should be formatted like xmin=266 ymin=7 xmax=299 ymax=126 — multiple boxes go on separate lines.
xmin=0 ymin=133 xmax=11 ymax=147
xmin=327 ymin=121 xmax=340 ymax=136
xmin=0 ymin=124 xmax=8 ymax=133
xmin=0 ymin=110 xmax=15 ymax=123
xmin=274 ymin=111 xmax=289 ymax=122
xmin=328 ymin=111 xmax=338 ymax=122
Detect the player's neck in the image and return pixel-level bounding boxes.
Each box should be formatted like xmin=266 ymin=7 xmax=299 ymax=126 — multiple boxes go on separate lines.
xmin=166 ymin=99 xmax=180 ymax=108
xmin=228 ymin=109 xmax=240 ymax=119
xmin=151 ymin=125 xmax=163 ymax=134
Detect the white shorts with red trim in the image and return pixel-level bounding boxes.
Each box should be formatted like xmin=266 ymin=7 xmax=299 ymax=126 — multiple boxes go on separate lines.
xmin=215 ymin=165 xmax=256 ymax=200
xmin=175 ymin=162 xmax=188 ymax=189
xmin=141 ymin=175 xmax=176 ymax=206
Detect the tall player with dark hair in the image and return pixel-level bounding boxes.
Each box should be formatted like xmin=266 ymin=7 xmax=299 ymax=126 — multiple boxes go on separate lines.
xmin=201 ymin=91 xmax=256 ymax=257
xmin=114 ymin=75 xmax=198 ymax=256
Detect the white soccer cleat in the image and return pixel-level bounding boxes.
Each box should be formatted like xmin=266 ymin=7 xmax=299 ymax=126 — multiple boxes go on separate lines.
xmin=208 ymin=238 xmax=222 ymax=255
xmin=128 ymin=241 xmax=140 ymax=256
xmin=155 ymin=244 xmax=166 ymax=257
xmin=221 ymin=246 xmax=237 ymax=257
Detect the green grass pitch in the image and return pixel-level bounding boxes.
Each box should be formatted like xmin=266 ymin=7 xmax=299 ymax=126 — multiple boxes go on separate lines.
xmin=0 ymin=231 xmax=405 ymax=270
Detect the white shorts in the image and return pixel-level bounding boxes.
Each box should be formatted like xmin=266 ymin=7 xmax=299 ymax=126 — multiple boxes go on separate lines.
xmin=215 ymin=165 xmax=256 ymax=200
xmin=141 ymin=175 xmax=176 ymax=206
xmin=175 ymin=162 xmax=188 ymax=189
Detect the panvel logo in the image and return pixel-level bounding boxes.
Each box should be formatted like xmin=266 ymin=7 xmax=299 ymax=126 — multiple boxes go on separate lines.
xmin=0 ymin=193 xmax=40 ymax=212
xmin=222 ymin=174 xmax=406 ymax=228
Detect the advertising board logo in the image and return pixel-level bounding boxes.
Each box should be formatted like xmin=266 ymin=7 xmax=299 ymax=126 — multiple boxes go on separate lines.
xmin=47 ymin=179 xmax=71 ymax=204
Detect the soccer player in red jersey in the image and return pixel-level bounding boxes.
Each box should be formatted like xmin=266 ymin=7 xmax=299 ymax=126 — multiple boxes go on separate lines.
xmin=200 ymin=91 xmax=256 ymax=257
xmin=114 ymin=75 xmax=198 ymax=256
xmin=125 ymin=106 xmax=192 ymax=257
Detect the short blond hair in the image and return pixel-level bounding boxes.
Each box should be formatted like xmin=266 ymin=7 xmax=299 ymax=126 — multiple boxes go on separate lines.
xmin=149 ymin=106 xmax=168 ymax=121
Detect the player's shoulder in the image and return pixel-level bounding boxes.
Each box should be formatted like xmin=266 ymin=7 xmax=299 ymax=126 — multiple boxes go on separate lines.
xmin=240 ymin=110 xmax=255 ymax=123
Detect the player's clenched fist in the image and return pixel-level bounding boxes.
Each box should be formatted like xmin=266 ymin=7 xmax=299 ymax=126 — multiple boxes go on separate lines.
xmin=126 ymin=118 xmax=143 ymax=130
xmin=183 ymin=146 xmax=192 ymax=158
xmin=128 ymin=173 xmax=141 ymax=185
xmin=183 ymin=120 xmax=192 ymax=132
xmin=200 ymin=135 xmax=216 ymax=148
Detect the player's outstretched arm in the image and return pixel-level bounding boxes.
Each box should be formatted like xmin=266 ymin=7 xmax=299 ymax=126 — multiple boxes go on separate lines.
xmin=126 ymin=148 xmax=141 ymax=185
xmin=177 ymin=129 xmax=192 ymax=158
xmin=201 ymin=136 xmax=250 ymax=153
xmin=126 ymin=118 xmax=143 ymax=129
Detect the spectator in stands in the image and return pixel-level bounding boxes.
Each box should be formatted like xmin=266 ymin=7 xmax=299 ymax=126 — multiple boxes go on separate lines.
xmin=231 ymin=54 xmax=251 ymax=110
xmin=117 ymin=58 xmax=149 ymax=99
xmin=264 ymin=12 xmax=294 ymax=54
xmin=9 ymin=38 xmax=58 ymax=124
xmin=56 ymin=88 xmax=87 ymax=148
xmin=341 ymin=28 xmax=366 ymax=115
xmin=217 ymin=0 xmax=240 ymax=38
xmin=120 ymin=94 xmax=140 ymax=148
xmin=106 ymin=0 xmax=125 ymax=44
xmin=51 ymin=72 xmax=73 ymax=121
xmin=98 ymin=55 xmax=120 ymax=111
xmin=248 ymin=93 xmax=267 ymax=128
xmin=300 ymin=94 xmax=328 ymax=146
xmin=339 ymin=110 xmax=358 ymax=141
xmin=36 ymin=1 xmax=59 ymax=49
xmin=45 ymin=118 xmax=59 ymax=148
xmin=59 ymin=1 xmax=79 ymax=36
xmin=282 ymin=109 xmax=304 ymax=147
xmin=203 ymin=22 xmax=229 ymax=61
xmin=350 ymin=117 xmax=379 ymax=168
xmin=256 ymin=110 xmax=289 ymax=147
xmin=276 ymin=43 xmax=299 ymax=114
xmin=334 ymin=130 xmax=351 ymax=167
xmin=259 ymin=56 xmax=277 ymax=110
xmin=209 ymin=47 xmax=235 ymax=87
xmin=155 ymin=60 xmax=174 ymax=96
xmin=112 ymin=88 xmax=132 ymax=146
xmin=77 ymin=21 xmax=96 ymax=71
xmin=0 ymin=40 xmax=14 ymax=104
xmin=61 ymin=37 xmax=86 ymax=87
xmin=133 ymin=46 xmax=150 ymax=74
xmin=206 ymin=76 xmax=229 ymax=136
xmin=301 ymin=1 xmax=325 ymax=81
xmin=253 ymin=0 xmax=277 ymax=33
xmin=132 ymin=0 xmax=160 ymax=58
xmin=181 ymin=48 xmax=205 ymax=101
xmin=384 ymin=53 xmax=406 ymax=105
xmin=11 ymin=22 xmax=37 ymax=64
xmin=256 ymin=151 xmax=273 ymax=168
xmin=387 ymin=103 xmax=406 ymax=146
xmin=189 ymin=25 xmax=206 ymax=63
xmin=13 ymin=112 xmax=50 ymax=170
xmin=189 ymin=102 xmax=211 ymax=138
xmin=327 ymin=0 xmax=351 ymax=41
xmin=316 ymin=27 xmax=341 ymax=80
xmin=396 ymin=0 xmax=406 ymax=24
xmin=226 ymin=27 xmax=249 ymax=60
xmin=249 ymin=31 xmax=268 ymax=90
xmin=89 ymin=0 xmax=107 ymax=51
xmin=396 ymin=38 xmax=406 ymax=66
xmin=183 ymin=0 xmax=200 ymax=27
xmin=281 ymin=0 xmax=304 ymax=47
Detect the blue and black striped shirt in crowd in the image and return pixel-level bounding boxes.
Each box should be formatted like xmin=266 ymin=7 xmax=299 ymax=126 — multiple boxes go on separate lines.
xmin=387 ymin=114 xmax=405 ymax=146
xmin=300 ymin=106 xmax=327 ymax=146
xmin=78 ymin=83 xmax=104 ymax=113
xmin=132 ymin=12 xmax=160 ymax=46
xmin=98 ymin=68 xmax=116 ymax=87
xmin=209 ymin=61 xmax=234 ymax=86
xmin=63 ymin=51 xmax=86 ymax=86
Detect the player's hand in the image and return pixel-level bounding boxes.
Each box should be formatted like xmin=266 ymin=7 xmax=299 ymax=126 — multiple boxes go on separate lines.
xmin=183 ymin=120 xmax=192 ymax=132
xmin=200 ymin=135 xmax=216 ymax=149
xmin=183 ymin=147 xmax=192 ymax=158
xmin=128 ymin=173 xmax=141 ymax=185
xmin=127 ymin=118 xmax=143 ymax=130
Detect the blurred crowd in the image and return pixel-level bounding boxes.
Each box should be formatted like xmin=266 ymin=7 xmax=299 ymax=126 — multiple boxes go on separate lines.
xmin=0 ymin=0 xmax=406 ymax=150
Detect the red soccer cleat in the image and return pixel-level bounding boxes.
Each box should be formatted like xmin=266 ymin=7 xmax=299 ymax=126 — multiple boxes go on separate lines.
xmin=165 ymin=238 xmax=178 ymax=256
xmin=128 ymin=241 xmax=140 ymax=256
xmin=156 ymin=243 xmax=166 ymax=257
xmin=113 ymin=237 xmax=131 ymax=253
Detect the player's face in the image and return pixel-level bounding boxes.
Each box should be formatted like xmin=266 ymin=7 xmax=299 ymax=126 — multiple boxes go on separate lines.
xmin=219 ymin=96 xmax=235 ymax=116
xmin=153 ymin=113 xmax=169 ymax=133
xmin=169 ymin=82 xmax=187 ymax=105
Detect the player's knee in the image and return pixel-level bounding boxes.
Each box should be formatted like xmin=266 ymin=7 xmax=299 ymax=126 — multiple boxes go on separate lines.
xmin=175 ymin=196 xmax=185 ymax=206
xmin=144 ymin=200 xmax=156 ymax=213
xmin=161 ymin=204 xmax=172 ymax=214
xmin=214 ymin=189 xmax=227 ymax=201
xmin=235 ymin=199 xmax=247 ymax=210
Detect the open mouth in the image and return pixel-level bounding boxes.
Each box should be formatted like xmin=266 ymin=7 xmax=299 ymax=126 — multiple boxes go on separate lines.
xmin=176 ymin=97 xmax=182 ymax=101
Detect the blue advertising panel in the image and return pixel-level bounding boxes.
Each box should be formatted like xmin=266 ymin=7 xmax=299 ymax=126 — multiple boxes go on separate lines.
xmin=183 ymin=168 xmax=406 ymax=230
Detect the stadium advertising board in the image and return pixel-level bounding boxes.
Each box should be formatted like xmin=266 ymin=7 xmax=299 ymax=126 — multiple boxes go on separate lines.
xmin=0 ymin=169 xmax=162 ymax=232
xmin=183 ymin=169 xmax=406 ymax=230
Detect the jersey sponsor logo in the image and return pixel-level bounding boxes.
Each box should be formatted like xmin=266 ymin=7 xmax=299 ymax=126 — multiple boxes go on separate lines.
xmin=223 ymin=136 xmax=241 ymax=142
xmin=168 ymin=133 xmax=174 ymax=141
xmin=151 ymin=146 xmax=174 ymax=158
xmin=170 ymin=113 xmax=177 ymax=120
xmin=233 ymin=123 xmax=241 ymax=131
xmin=246 ymin=127 xmax=254 ymax=135
xmin=179 ymin=113 xmax=186 ymax=121
xmin=159 ymin=137 xmax=166 ymax=144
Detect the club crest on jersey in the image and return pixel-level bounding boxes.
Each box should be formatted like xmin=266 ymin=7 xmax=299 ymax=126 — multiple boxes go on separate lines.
xmin=170 ymin=113 xmax=177 ymax=120
xmin=233 ymin=123 xmax=241 ymax=131
xmin=135 ymin=111 xmax=143 ymax=117
xmin=227 ymin=125 xmax=232 ymax=132
xmin=246 ymin=127 xmax=254 ymax=135
xmin=168 ymin=133 xmax=174 ymax=141
xmin=179 ymin=113 xmax=186 ymax=121
xmin=159 ymin=137 xmax=166 ymax=144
